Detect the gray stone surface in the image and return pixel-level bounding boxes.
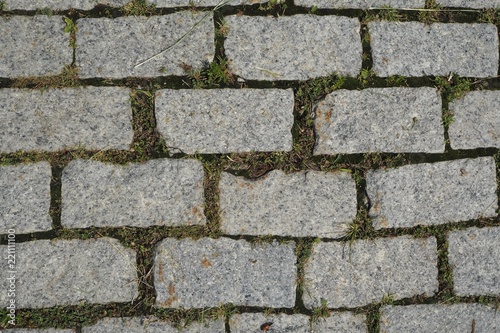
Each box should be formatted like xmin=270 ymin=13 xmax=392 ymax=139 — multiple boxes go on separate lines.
xmin=2 ymin=328 xmax=76 ymax=333
xmin=230 ymin=313 xmax=310 ymax=333
xmin=0 ymin=237 xmax=138 ymax=308
xmin=448 ymin=91 xmax=500 ymax=149
xmin=155 ymin=89 xmax=294 ymax=154
xmin=312 ymin=312 xmax=367 ymax=333
xmin=3 ymin=0 xmax=127 ymax=10
xmin=83 ymin=317 xmax=225 ymax=333
xmin=448 ymin=227 xmax=500 ymax=296
xmin=76 ymin=13 xmax=214 ymax=78
xmin=154 ymin=237 xmax=296 ymax=308
xmin=219 ymin=170 xmax=357 ymax=237
xmin=61 ymin=158 xmax=205 ymax=228
xmin=0 ymin=16 xmax=72 ymax=78
xmin=0 ymin=87 xmax=133 ymax=152
xmin=369 ymin=22 xmax=499 ymax=77
xmin=147 ymin=0 xmax=268 ymax=6
xmin=313 ymin=87 xmax=444 ymax=154
xmin=380 ymin=304 xmax=500 ymax=332
xmin=294 ymin=0 xmax=424 ymax=8
xmin=0 ymin=162 xmax=52 ymax=234
xmin=303 ymin=236 xmax=438 ymax=308
xmin=366 ymin=157 xmax=498 ymax=229
xmin=437 ymin=0 xmax=500 ymax=8
xmin=225 ymin=15 xmax=362 ymax=80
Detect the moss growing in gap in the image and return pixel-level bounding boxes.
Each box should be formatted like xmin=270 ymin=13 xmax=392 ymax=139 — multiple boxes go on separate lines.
xmin=11 ymin=65 xmax=80 ymax=89
xmin=123 ymin=0 xmax=156 ymax=16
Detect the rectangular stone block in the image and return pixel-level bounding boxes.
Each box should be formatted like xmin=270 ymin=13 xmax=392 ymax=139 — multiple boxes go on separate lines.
xmin=219 ymin=170 xmax=357 ymax=237
xmin=0 ymin=87 xmax=133 ymax=152
xmin=76 ymin=13 xmax=214 ymax=78
xmin=230 ymin=313 xmax=310 ymax=333
xmin=3 ymin=0 xmax=127 ymax=10
xmin=448 ymin=227 xmax=500 ymax=296
xmin=0 ymin=162 xmax=52 ymax=234
xmin=367 ymin=157 xmax=498 ymax=229
xmin=303 ymin=236 xmax=438 ymax=308
xmin=154 ymin=238 xmax=296 ymax=308
xmin=448 ymin=91 xmax=500 ymax=149
xmin=0 ymin=237 xmax=138 ymax=308
xmin=225 ymin=15 xmax=362 ymax=80
xmin=294 ymin=0 xmax=424 ymax=8
xmin=155 ymin=89 xmax=294 ymax=154
xmin=61 ymin=159 xmax=205 ymax=228
xmin=437 ymin=0 xmax=500 ymax=8
xmin=83 ymin=317 xmax=225 ymax=333
xmin=147 ymin=0 xmax=267 ymax=6
xmin=380 ymin=304 xmax=500 ymax=332
xmin=314 ymin=87 xmax=444 ymax=154
xmin=312 ymin=312 xmax=367 ymax=333
xmin=0 ymin=16 xmax=72 ymax=77
xmin=2 ymin=328 xmax=76 ymax=333
xmin=369 ymin=22 xmax=499 ymax=77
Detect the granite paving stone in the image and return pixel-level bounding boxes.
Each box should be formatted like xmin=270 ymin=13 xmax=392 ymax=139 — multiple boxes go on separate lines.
xmin=313 ymin=87 xmax=444 ymax=154
xmin=225 ymin=15 xmax=362 ymax=80
xmin=366 ymin=157 xmax=498 ymax=229
xmin=154 ymin=237 xmax=296 ymax=308
xmin=0 ymin=16 xmax=72 ymax=77
xmin=437 ymin=0 xmax=500 ymax=7
xmin=380 ymin=304 xmax=500 ymax=332
xmin=0 ymin=87 xmax=133 ymax=152
xmin=0 ymin=237 xmax=138 ymax=308
xmin=369 ymin=22 xmax=499 ymax=77
xmin=294 ymin=0 xmax=424 ymax=8
xmin=303 ymin=236 xmax=438 ymax=308
xmin=448 ymin=227 xmax=500 ymax=296
xmin=219 ymin=170 xmax=357 ymax=237
xmin=147 ymin=0 xmax=269 ymax=6
xmin=312 ymin=312 xmax=367 ymax=333
xmin=155 ymin=89 xmax=294 ymax=154
xmin=82 ymin=317 xmax=225 ymax=333
xmin=61 ymin=159 xmax=205 ymax=228
xmin=3 ymin=0 xmax=127 ymax=10
xmin=448 ymin=90 xmax=500 ymax=149
xmin=2 ymin=328 xmax=76 ymax=333
xmin=76 ymin=13 xmax=214 ymax=78
xmin=0 ymin=162 xmax=52 ymax=234
xmin=230 ymin=313 xmax=310 ymax=333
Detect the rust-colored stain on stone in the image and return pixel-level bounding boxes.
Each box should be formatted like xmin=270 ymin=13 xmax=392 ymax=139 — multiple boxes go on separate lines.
xmin=157 ymin=262 xmax=165 ymax=283
xmin=201 ymin=257 xmax=212 ymax=268
xmin=379 ymin=216 xmax=389 ymax=228
xmin=161 ymin=282 xmax=178 ymax=307
xmin=191 ymin=206 xmax=204 ymax=220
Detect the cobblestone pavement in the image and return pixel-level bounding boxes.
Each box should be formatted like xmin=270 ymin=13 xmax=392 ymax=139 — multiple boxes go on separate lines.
xmin=0 ymin=0 xmax=499 ymax=332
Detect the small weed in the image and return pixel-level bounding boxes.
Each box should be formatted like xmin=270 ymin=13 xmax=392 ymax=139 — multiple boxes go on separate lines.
xmin=12 ymin=65 xmax=80 ymax=89
xmin=215 ymin=18 xmax=229 ymax=37
xmin=419 ymin=0 xmax=442 ymax=24
xmin=386 ymin=75 xmax=407 ymax=86
xmin=183 ymin=57 xmax=234 ymax=88
xmin=380 ymin=294 xmax=395 ymax=305
xmin=435 ymin=74 xmax=471 ymax=103
xmin=123 ymin=0 xmax=156 ymax=16
xmin=357 ymin=68 xmax=375 ymax=87
xmin=37 ymin=7 xmax=53 ymax=16
xmin=364 ymin=6 xmax=404 ymax=22
xmin=295 ymin=75 xmax=346 ymax=116
xmin=258 ymin=0 xmax=288 ymax=15
xmin=64 ymin=17 xmax=77 ymax=48
xmin=479 ymin=8 xmax=500 ymax=24
xmin=311 ymin=298 xmax=330 ymax=321
xmin=310 ymin=5 xmax=318 ymax=13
